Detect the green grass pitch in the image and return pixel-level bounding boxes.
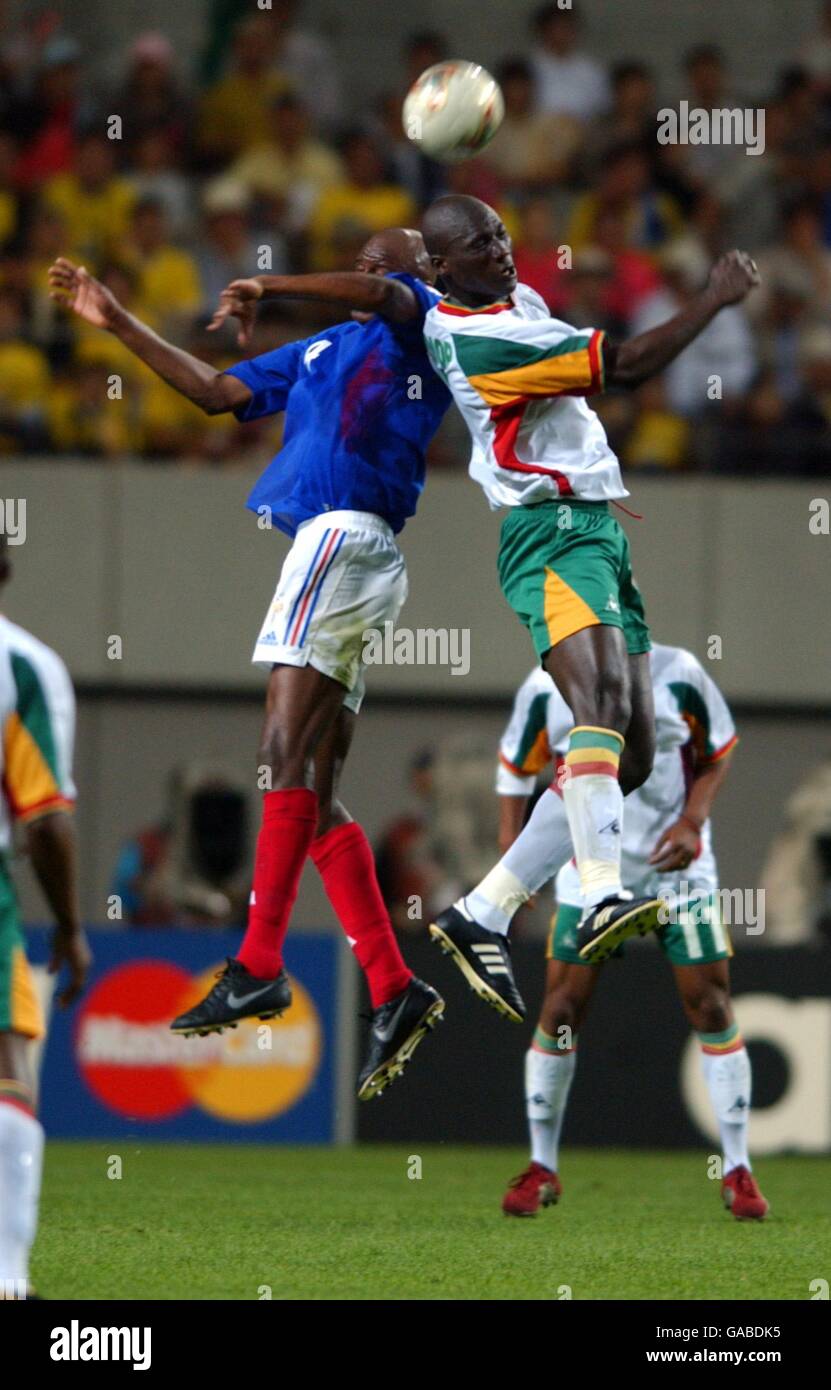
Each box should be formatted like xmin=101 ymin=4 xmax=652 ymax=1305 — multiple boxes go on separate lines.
xmin=35 ymin=1142 xmax=829 ymax=1301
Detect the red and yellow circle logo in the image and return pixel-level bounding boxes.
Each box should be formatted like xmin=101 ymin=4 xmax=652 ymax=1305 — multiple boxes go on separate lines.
xmin=75 ymin=960 xmax=322 ymax=1124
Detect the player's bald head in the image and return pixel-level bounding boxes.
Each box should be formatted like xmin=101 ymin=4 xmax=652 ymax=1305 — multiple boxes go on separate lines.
xmin=422 ymin=194 xmax=516 ymax=304
xmin=421 ymin=194 xmax=493 ymax=258
xmin=355 ymin=227 xmax=433 ymax=283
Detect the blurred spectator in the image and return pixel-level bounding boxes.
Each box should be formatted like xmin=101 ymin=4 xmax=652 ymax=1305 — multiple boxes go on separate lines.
xmin=483 ymin=57 xmax=583 ymax=194
xmin=119 ymin=32 xmax=192 ymax=157
xmin=632 ymin=240 xmax=756 ymax=418
xmin=623 ymin=376 xmax=691 ymax=471
xmin=796 ymin=1 xmax=831 ymax=91
xmin=512 ymin=198 xmax=565 ymax=310
xmin=9 ymin=34 xmax=91 ymax=190
xmin=123 ymin=198 xmax=202 ymax=336
xmin=47 ymin=361 xmax=136 ymax=457
xmin=678 ymin=45 xmax=748 ymax=184
xmin=309 ymin=131 xmax=415 ymax=270
xmin=43 ymin=132 xmax=136 ymax=268
xmin=582 ymin=60 xmax=658 ymax=173
xmin=529 ymin=3 xmax=610 ymax=121
xmin=0 ymin=131 xmax=18 ymax=248
xmin=126 ymin=128 xmax=195 ymax=240
xmin=229 ymin=93 xmax=342 ymax=237
xmin=0 ymin=285 xmax=50 ymax=452
xmin=714 ymin=100 xmax=794 ymax=251
xmin=195 ymin=178 xmax=286 ymax=313
xmin=402 ymin=30 xmax=448 ymax=90
xmin=568 ymin=141 xmax=683 ymax=253
xmin=558 ymin=246 xmax=620 ymax=334
xmin=267 ymin=0 xmax=343 ymax=132
xmin=197 ymin=15 xmax=289 ymax=165
xmin=111 ymin=766 xmax=251 ymax=928
xmin=19 ymin=204 xmax=74 ymax=361
xmin=375 ymin=750 xmax=459 ymax=933
xmin=752 ymin=198 xmax=831 ymax=324
xmin=590 ymin=207 xmax=663 ymax=326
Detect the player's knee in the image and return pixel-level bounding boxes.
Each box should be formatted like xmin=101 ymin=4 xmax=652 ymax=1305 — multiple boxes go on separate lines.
xmin=540 ymin=988 xmax=582 ymax=1037
xmin=684 ymin=983 xmax=731 ymax=1034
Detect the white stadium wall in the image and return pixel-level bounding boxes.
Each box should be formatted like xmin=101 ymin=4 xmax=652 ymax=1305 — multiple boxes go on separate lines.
xmin=1 ymin=462 xmax=829 ymax=926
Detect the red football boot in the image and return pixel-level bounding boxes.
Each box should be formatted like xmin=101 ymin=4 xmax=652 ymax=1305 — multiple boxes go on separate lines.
xmin=722 ymin=1165 xmax=769 ymax=1220
xmin=502 ymin=1161 xmax=562 ymax=1217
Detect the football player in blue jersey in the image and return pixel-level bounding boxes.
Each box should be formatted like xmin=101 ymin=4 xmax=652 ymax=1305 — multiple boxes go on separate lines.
xmin=49 ymin=229 xmax=451 ymax=1100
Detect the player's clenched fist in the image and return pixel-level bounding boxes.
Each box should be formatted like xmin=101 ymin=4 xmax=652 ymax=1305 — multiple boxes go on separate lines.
xmin=707 ymin=249 xmax=760 ymax=306
xmin=47 ymin=257 xmax=120 ymax=330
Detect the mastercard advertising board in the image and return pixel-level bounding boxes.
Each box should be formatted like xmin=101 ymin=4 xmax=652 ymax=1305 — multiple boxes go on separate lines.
xmin=28 ymin=928 xmax=341 ymax=1142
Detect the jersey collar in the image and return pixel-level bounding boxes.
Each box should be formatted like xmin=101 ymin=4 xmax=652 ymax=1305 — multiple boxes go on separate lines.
xmin=437 ymin=294 xmax=514 ymax=316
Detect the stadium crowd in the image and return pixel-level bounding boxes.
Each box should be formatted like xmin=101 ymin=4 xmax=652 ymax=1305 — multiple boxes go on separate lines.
xmin=2 ymin=0 xmax=831 ymax=473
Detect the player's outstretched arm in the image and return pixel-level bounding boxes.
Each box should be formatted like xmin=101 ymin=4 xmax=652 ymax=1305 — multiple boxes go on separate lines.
xmin=209 ymin=272 xmax=419 ymax=346
xmin=48 ymin=258 xmax=251 ymax=415
xmin=26 ymin=810 xmax=91 ymax=1007
xmin=604 ymin=250 xmax=760 ymax=390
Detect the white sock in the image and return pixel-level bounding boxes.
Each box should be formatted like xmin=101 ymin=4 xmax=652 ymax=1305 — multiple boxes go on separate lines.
xmin=525 ymin=1036 xmax=577 ymax=1172
xmin=561 ymin=728 xmax=625 ymax=910
xmin=462 ymin=789 xmax=573 ymax=934
xmin=0 ymin=1095 xmax=44 ymax=1286
xmin=699 ymin=1037 xmax=752 ymax=1174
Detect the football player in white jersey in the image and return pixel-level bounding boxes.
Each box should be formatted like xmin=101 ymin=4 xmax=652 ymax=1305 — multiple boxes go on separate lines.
xmin=493 ymin=648 xmax=768 ymax=1221
xmin=419 ymin=194 xmax=758 ymax=1018
xmin=0 ymin=538 xmax=90 ymax=1298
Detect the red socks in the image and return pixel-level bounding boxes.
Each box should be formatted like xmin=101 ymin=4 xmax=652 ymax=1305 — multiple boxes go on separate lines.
xmin=310 ymin=821 xmax=412 ymax=1008
xmin=237 ymin=792 xmax=411 ymax=1008
xmin=237 ymin=788 xmax=319 ymax=979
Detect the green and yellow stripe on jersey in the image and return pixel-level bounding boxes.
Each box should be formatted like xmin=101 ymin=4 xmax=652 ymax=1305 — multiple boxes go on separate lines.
xmin=444 ymin=324 xmax=606 ymax=407
xmin=3 ymin=651 xmax=73 ymax=823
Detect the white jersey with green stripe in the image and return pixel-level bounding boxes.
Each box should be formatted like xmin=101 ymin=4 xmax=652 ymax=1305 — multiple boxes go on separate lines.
xmin=497 ymin=644 xmax=738 ymax=901
xmin=0 ymin=613 xmax=76 ymax=853
xmin=423 ymin=282 xmax=627 ymax=507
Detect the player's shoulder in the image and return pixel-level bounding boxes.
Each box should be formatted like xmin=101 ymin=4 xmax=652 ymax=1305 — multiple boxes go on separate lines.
xmin=514 ymin=282 xmax=553 ymax=317
xmin=651 ymin=642 xmax=708 ymax=688
xmin=0 ymin=613 xmax=73 ymax=698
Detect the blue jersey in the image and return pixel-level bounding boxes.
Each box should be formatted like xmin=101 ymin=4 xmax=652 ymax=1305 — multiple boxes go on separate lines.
xmin=225 ymin=273 xmax=451 ymax=538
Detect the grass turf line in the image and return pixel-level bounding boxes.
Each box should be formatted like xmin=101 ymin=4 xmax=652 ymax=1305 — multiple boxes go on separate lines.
xmin=34 ymin=1142 xmax=830 ymax=1301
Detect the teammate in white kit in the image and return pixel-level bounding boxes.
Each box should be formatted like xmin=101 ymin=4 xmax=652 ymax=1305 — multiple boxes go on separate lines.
xmin=0 ymin=538 xmax=90 ymax=1298
xmin=493 ymin=647 xmax=769 ymax=1221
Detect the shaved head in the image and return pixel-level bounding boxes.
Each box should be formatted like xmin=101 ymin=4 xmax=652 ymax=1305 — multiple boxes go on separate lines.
xmin=421 ymin=194 xmax=492 ymax=257
xmin=422 ymin=194 xmax=517 ymax=305
xmin=355 ymin=227 xmax=433 ymax=283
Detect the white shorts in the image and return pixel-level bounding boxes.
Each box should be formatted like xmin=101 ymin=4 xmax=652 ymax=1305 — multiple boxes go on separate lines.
xmin=252 ymin=510 xmax=408 ymax=713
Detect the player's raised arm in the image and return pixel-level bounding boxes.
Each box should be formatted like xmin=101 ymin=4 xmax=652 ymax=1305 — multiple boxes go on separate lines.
xmin=209 ymin=271 xmax=420 ymax=345
xmin=604 ymin=250 xmax=760 ymax=389
xmin=48 ymin=258 xmax=252 ymax=415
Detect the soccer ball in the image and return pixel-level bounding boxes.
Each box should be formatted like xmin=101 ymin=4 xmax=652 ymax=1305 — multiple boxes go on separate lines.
xmin=402 ymin=61 xmax=505 ymax=163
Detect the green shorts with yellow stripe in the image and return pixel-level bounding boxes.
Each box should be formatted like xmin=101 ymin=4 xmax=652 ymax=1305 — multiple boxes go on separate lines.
xmin=0 ymin=860 xmax=44 ymax=1039
xmin=497 ymin=498 xmax=651 ymax=659
xmin=548 ymin=893 xmax=731 ymax=967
